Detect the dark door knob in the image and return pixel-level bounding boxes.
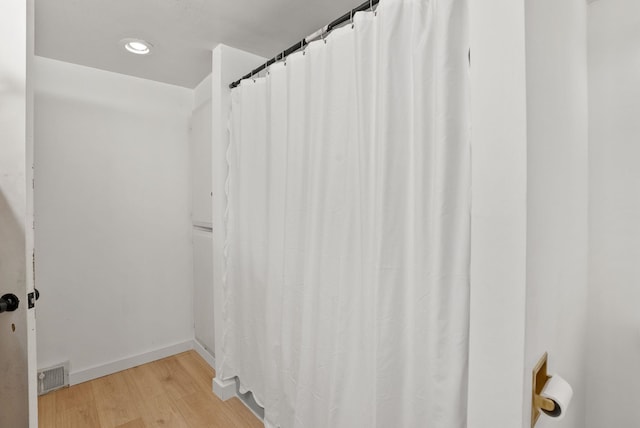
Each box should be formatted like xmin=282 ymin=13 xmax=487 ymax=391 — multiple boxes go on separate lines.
xmin=0 ymin=294 xmax=19 ymax=313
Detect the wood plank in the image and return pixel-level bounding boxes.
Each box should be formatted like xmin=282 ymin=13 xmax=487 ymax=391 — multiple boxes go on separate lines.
xmin=152 ymin=355 xmax=199 ymax=401
xmin=38 ymin=351 xmax=262 ymax=428
xmin=174 ymin=350 xmax=215 ymax=392
xmin=54 ymin=382 xmax=95 ymax=412
xmin=37 ymin=391 xmax=57 ymax=425
xmin=55 ymin=400 xmax=101 ymax=428
xmin=175 ymin=391 xmax=241 ymax=428
xmin=91 ymin=371 xmax=142 ymax=427
xmin=226 ymin=397 xmax=265 ymax=428
xmin=126 ymin=361 xmax=166 ymax=399
xmin=115 ymin=418 xmax=146 ymax=428
xmin=137 ymin=392 xmax=191 ymax=428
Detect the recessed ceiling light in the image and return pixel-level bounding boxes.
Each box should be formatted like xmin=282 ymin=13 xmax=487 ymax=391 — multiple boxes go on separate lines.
xmin=120 ymin=38 xmax=153 ymax=55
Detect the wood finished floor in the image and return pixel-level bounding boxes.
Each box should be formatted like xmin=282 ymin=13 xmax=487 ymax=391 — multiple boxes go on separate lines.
xmin=38 ymin=350 xmax=262 ymax=428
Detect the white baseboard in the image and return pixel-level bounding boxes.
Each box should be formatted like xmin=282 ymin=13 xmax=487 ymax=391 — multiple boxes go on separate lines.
xmin=68 ymin=340 xmax=194 ymax=386
xmin=193 ymin=339 xmax=216 ymax=370
xmin=212 ymin=375 xmax=265 ymax=421
xmin=213 ymin=376 xmax=237 ymax=401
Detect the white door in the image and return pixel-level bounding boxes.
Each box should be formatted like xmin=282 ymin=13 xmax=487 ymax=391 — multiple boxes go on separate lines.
xmin=0 ymin=1 xmax=38 ymax=427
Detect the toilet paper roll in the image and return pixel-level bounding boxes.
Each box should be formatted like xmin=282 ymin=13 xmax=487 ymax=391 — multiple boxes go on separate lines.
xmin=541 ymin=374 xmax=573 ymax=420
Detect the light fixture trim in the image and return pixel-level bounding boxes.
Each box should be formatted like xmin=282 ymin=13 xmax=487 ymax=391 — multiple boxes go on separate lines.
xmin=120 ymin=38 xmax=153 ymax=55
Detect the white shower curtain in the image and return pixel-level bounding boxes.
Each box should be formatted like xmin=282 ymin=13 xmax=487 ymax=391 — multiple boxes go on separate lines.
xmin=221 ymin=0 xmax=470 ymax=426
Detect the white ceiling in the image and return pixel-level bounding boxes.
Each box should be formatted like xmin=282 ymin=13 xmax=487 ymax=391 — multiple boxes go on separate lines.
xmin=35 ymin=0 xmax=364 ymax=88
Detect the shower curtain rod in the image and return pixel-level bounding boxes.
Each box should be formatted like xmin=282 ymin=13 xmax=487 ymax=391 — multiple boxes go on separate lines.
xmin=229 ymin=0 xmax=380 ymax=89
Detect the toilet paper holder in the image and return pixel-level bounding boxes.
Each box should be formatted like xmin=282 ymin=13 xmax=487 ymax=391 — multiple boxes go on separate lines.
xmin=531 ymin=352 xmax=557 ymax=427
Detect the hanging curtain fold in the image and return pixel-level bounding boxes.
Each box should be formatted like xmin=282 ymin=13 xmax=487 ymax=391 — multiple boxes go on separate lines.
xmin=221 ymin=0 xmax=470 ymax=426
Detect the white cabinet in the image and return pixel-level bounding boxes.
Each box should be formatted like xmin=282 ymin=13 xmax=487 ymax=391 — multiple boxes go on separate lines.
xmin=190 ymin=100 xmax=213 ymax=226
xmin=193 ymin=228 xmax=215 ymax=354
xmin=191 ymin=82 xmax=215 ymax=357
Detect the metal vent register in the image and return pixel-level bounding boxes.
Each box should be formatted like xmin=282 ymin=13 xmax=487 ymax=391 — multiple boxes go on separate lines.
xmin=38 ymin=362 xmax=69 ymax=395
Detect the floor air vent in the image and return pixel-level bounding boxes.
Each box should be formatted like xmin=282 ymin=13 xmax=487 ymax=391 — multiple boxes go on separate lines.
xmin=38 ymin=362 xmax=69 ymax=395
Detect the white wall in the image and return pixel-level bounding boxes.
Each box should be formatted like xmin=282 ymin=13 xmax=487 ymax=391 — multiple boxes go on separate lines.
xmin=34 ymin=57 xmax=195 ymax=382
xmin=587 ymin=1 xmax=640 ymax=426
xmin=469 ymin=1 xmax=589 ymax=427
xmin=523 ymin=1 xmax=589 ymax=428
xmin=192 ymin=75 xmax=213 ymax=228
xmin=467 ymin=1 xmax=529 ymax=426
